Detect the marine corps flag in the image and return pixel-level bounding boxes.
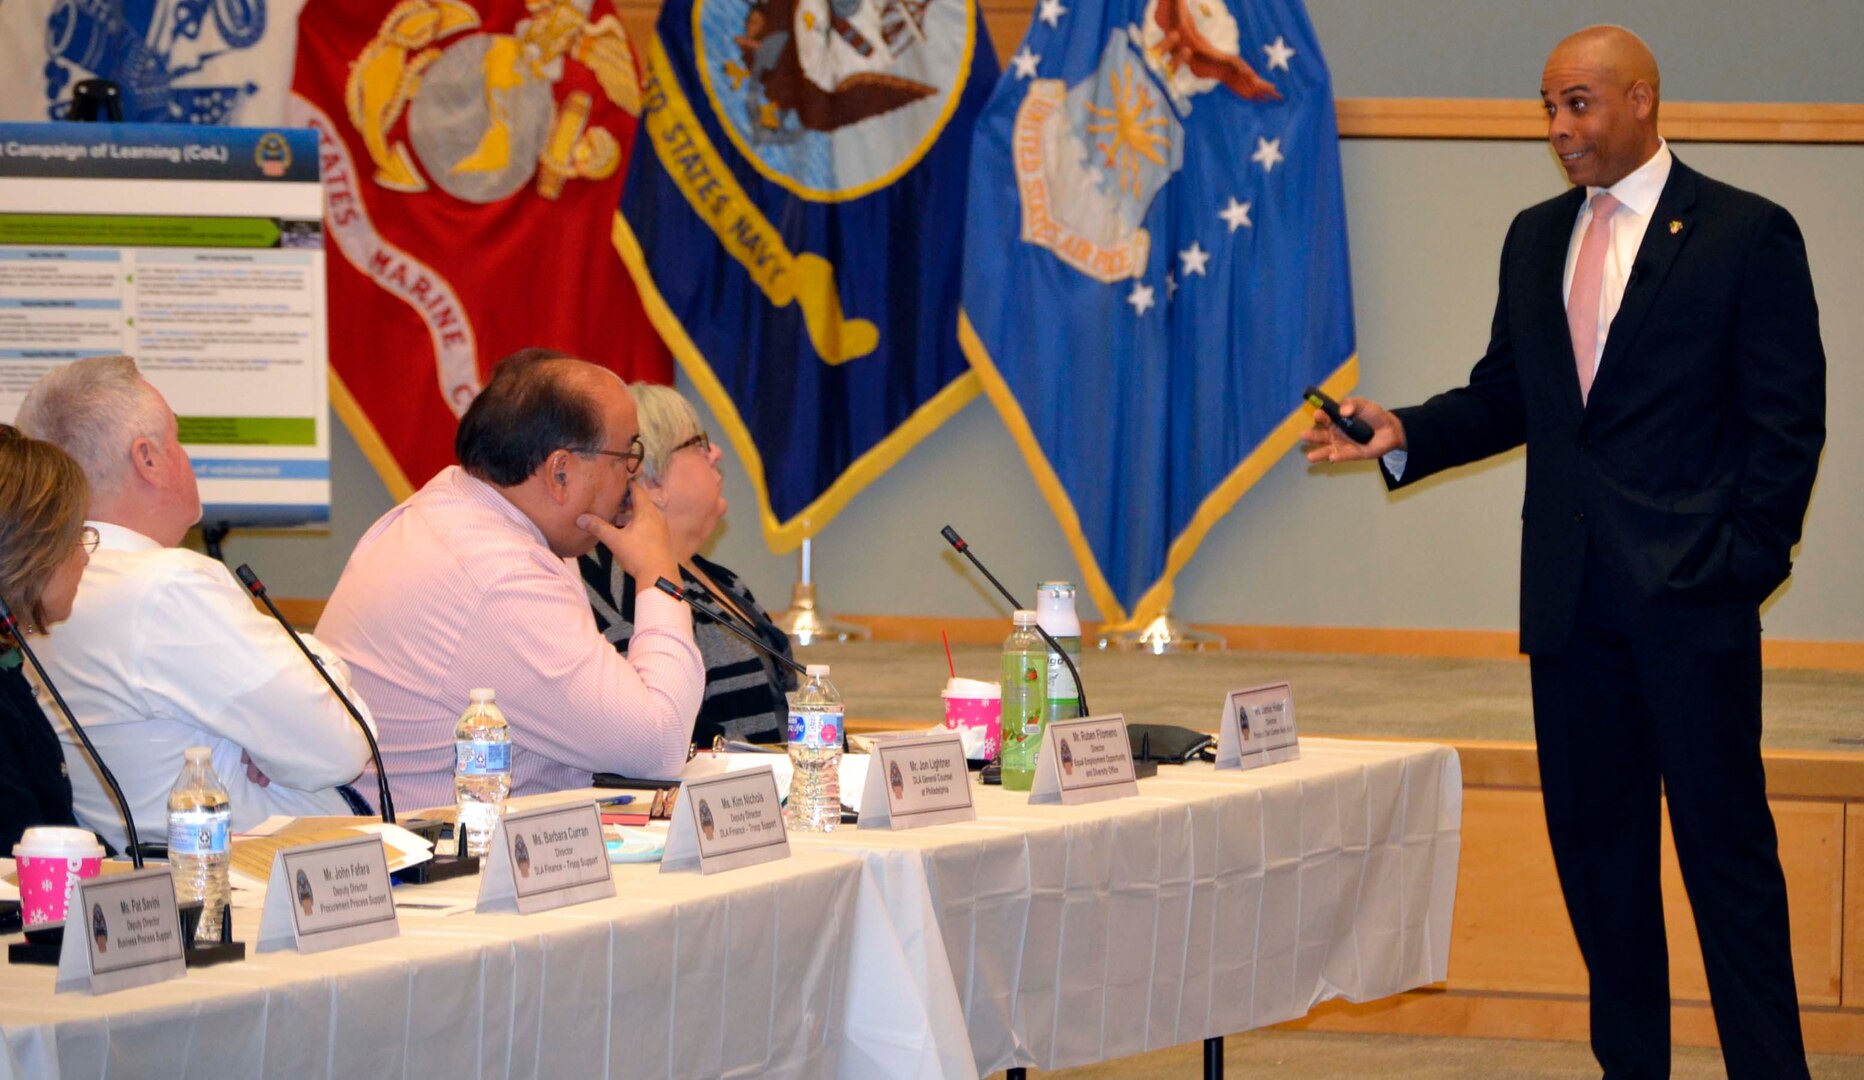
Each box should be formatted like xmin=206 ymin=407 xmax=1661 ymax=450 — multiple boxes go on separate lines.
xmin=960 ymin=0 xmax=1353 ymax=626
xmin=616 ymin=0 xmax=998 ymax=547
xmin=289 ymin=0 xmax=669 ymax=495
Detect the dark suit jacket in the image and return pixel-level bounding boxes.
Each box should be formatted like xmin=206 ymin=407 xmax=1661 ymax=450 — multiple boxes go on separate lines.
xmin=0 ymin=659 xmax=79 ymax=851
xmin=1388 ymin=158 xmax=1825 ymax=654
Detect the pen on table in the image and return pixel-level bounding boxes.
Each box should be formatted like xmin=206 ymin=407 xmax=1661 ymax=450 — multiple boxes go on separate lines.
xmin=593 ymin=795 xmax=637 ymax=807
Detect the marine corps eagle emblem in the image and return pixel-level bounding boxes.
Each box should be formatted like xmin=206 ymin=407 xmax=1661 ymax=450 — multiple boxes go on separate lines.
xmin=346 ymin=0 xmax=643 ymax=202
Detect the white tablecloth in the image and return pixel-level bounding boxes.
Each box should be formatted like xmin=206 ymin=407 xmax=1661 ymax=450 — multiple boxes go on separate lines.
xmin=1 ymin=738 xmax=1461 ymax=1079
xmin=0 ymin=848 xmax=865 ymax=1080
xmin=804 ymin=738 xmax=1463 ymax=1074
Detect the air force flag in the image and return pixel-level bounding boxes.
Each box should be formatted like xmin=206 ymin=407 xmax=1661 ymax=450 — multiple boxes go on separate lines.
xmin=617 ymin=0 xmax=999 ymax=548
xmin=960 ymin=0 xmax=1354 ymax=626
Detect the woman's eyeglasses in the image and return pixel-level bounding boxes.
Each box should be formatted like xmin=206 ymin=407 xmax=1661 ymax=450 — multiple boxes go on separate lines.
xmin=670 ymin=432 xmax=711 ymax=456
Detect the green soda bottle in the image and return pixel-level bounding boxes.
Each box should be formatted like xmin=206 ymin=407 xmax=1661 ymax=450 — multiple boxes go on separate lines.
xmin=999 ymin=609 xmax=1050 ymax=791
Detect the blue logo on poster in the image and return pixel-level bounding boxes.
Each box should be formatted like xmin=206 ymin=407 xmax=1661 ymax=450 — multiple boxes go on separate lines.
xmin=40 ymin=0 xmax=269 ymax=123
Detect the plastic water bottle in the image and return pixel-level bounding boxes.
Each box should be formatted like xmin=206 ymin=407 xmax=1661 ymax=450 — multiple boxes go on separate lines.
xmin=1037 ymin=581 xmax=1082 ymax=726
xmin=454 ymin=688 xmax=512 ymax=858
xmin=1000 ymin=610 xmax=1050 ymax=791
xmin=167 ymin=746 xmax=231 ymax=943
xmin=784 ymin=664 xmax=843 ymax=832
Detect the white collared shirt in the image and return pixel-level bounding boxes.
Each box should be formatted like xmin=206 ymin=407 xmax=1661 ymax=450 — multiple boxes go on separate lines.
xmin=27 ymin=522 xmax=373 ymax=851
xmin=1384 ymin=141 xmax=1674 ymax=482
xmin=1562 ymin=139 xmax=1673 ymax=374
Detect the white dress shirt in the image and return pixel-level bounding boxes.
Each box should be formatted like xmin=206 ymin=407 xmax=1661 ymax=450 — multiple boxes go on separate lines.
xmin=1384 ymin=141 xmax=1674 ymax=482
xmin=1562 ymin=139 xmax=1673 ymax=374
xmin=29 ymin=523 xmax=373 ymax=851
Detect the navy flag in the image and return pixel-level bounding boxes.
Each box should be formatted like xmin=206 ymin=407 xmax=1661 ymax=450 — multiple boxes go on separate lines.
xmin=960 ymin=0 xmax=1354 ymax=626
xmin=617 ymin=0 xmax=999 ymax=547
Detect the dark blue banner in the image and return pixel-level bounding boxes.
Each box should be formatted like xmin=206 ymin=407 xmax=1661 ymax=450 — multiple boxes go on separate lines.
xmin=0 ymin=122 xmax=318 ymax=182
xmin=616 ymin=0 xmax=998 ymax=547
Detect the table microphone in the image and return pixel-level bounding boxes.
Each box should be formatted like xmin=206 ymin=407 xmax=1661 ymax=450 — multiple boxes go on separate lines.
xmin=0 ymin=599 xmax=143 ymax=867
xmin=938 ymin=526 xmax=1090 ymax=718
xmin=655 ymin=578 xmax=810 ymax=678
xmin=235 ymin=564 xmax=395 ymax=824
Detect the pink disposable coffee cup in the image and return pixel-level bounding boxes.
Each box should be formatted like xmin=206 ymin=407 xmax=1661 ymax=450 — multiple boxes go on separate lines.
xmin=942 ymin=677 xmax=1003 ymax=761
xmin=14 ymin=826 xmax=106 ymax=928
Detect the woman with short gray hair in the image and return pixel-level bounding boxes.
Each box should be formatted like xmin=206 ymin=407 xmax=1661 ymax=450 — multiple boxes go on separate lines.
xmin=579 ymin=384 xmax=795 ymax=746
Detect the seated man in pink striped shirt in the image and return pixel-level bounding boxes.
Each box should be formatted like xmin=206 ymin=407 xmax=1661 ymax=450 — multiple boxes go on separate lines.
xmin=317 ymin=349 xmax=704 ymax=812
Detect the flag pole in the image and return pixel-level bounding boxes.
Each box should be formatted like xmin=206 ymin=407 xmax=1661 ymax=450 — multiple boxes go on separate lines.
xmin=771 ymin=537 xmax=872 ymax=646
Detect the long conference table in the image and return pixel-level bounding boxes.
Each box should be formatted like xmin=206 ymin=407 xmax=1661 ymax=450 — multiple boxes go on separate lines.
xmin=0 ymin=738 xmax=1462 ymax=1079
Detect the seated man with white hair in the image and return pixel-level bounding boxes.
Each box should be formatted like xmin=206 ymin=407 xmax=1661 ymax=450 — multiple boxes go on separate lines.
xmin=17 ymin=355 xmax=373 ymax=851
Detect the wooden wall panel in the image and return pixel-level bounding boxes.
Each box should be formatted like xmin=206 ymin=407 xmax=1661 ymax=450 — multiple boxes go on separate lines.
xmin=1659 ymin=802 xmax=1845 ymax=1007
xmin=1847 ymin=804 xmax=1864 ymax=1008
xmin=1445 ymin=788 xmax=1586 ymax=994
xmin=1443 ymin=790 xmax=1846 ymax=1006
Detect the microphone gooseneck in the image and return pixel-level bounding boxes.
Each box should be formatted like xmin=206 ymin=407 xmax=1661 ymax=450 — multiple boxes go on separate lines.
xmin=0 ymin=599 xmax=143 ymax=867
xmin=235 ymin=564 xmax=395 ymax=824
xmin=938 ymin=526 xmax=1091 ymax=717
xmin=654 ymin=577 xmax=811 ymax=678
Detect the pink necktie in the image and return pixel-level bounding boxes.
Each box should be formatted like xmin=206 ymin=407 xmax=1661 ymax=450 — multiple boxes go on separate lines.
xmin=1568 ymin=191 xmax=1621 ymax=404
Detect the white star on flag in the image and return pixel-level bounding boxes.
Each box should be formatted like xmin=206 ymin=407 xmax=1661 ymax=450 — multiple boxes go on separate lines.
xmin=1166 ymin=272 xmax=1178 ymax=298
xmin=1178 ymin=241 xmax=1210 ymax=277
xmin=1010 ymin=47 xmax=1041 ymax=79
xmin=1127 ymin=281 xmax=1156 ymax=315
xmin=1263 ymin=36 xmax=1295 ymax=72
xmin=1219 ymin=197 xmax=1253 ymax=232
xmin=1251 ymin=136 xmax=1283 ymax=173
xmin=1037 ymin=0 xmax=1068 ymax=26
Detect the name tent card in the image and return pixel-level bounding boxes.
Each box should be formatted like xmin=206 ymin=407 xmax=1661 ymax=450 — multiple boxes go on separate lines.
xmin=1216 ymin=682 xmax=1301 ymax=770
xmin=661 ymin=765 xmax=790 ymax=874
xmin=857 ymin=733 xmax=976 ymax=830
xmin=257 ymin=835 xmax=398 ymax=954
xmin=477 ymin=802 xmax=615 ymax=914
xmin=56 ymin=867 xmax=187 ymax=995
xmin=1029 ymin=714 xmax=1141 ymax=805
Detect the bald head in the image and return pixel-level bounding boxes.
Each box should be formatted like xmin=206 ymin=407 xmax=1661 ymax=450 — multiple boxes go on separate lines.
xmin=1541 ymin=25 xmax=1663 ymax=189
xmin=1550 ymin=26 xmax=1660 ymax=102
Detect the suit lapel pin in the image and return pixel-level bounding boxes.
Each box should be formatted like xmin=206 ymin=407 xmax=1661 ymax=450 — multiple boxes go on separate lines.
xmin=1669 ymin=220 xmax=1683 ymax=235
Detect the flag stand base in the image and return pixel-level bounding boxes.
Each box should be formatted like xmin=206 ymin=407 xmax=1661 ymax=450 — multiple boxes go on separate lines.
xmin=773 ymin=582 xmax=871 ymax=647
xmin=772 ymin=539 xmax=870 ymax=647
xmin=1099 ymin=610 xmax=1226 ymax=654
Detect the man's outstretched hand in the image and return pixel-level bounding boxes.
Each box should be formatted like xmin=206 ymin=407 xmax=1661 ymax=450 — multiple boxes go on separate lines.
xmin=1300 ymin=397 xmax=1406 ymax=462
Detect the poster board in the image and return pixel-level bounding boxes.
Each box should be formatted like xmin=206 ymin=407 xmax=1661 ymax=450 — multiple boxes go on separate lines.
xmin=0 ymin=121 xmax=329 ymax=526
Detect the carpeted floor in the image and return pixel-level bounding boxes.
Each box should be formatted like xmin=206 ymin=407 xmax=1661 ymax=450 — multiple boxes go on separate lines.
xmin=1029 ymin=1029 xmax=1864 ymax=1078
xmin=807 ymin=640 xmax=1863 ymax=751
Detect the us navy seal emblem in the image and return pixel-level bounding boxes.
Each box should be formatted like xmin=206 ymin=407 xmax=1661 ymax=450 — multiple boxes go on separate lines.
xmin=695 ymin=0 xmax=978 ymax=200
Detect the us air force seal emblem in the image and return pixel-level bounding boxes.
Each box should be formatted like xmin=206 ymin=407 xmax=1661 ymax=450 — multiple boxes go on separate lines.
xmin=695 ymin=0 xmax=977 ymax=200
xmin=1013 ymin=0 xmax=1277 ymax=282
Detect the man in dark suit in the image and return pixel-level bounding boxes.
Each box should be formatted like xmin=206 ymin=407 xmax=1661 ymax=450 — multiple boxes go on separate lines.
xmin=1302 ymin=26 xmax=1823 ymax=1080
